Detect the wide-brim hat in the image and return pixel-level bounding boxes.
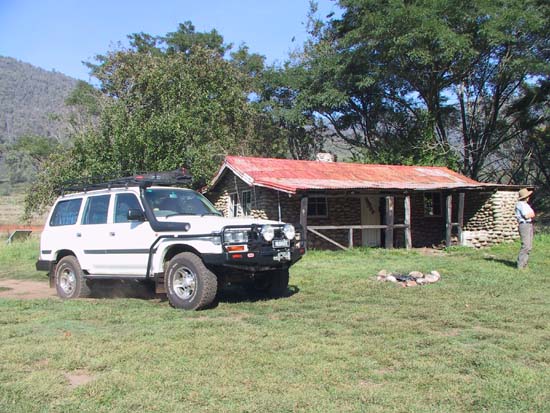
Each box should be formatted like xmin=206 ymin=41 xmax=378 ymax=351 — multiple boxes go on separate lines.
xmin=518 ymin=188 xmax=533 ymax=200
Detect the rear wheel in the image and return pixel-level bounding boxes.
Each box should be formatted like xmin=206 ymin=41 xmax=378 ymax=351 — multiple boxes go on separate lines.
xmin=54 ymin=256 xmax=91 ymax=299
xmin=165 ymin=252 xmax=217 ymax=310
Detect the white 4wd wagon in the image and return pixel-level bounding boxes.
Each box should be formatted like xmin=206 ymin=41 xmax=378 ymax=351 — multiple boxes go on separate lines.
xmin=36 ymin=170 xmax=305 ymax=310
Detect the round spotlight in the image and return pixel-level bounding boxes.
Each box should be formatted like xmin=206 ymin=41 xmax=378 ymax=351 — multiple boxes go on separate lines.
xmin=261 ymin=225 xmax=275 ymax=242
xmin=283 ymin=224 xmax=295 ymax=240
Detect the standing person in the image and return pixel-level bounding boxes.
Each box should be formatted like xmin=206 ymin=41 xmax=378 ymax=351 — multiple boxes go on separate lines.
xmin=516 ymin=188 xmax=535 ymax=269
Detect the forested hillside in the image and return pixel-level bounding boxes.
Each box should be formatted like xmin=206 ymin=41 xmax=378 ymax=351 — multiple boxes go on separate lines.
xmin=0 ymin=56 xmax=77 ymax=143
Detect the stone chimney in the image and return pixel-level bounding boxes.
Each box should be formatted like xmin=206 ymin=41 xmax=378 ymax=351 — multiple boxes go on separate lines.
xmin=316 ymin=152 xmax=335 ymax=162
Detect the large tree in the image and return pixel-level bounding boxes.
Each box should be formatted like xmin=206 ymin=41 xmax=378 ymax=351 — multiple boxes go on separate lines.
xmin=25 ymin=26 xmax=286 ymax=217
xmin=290 ymin=0 xmax=550 ymax=176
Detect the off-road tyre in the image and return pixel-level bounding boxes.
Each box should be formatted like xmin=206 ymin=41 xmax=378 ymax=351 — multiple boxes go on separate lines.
xmin=165 ymin=252 xmax=217 ymax=310
xmin=54 ymin=256 xmax=91 ymax=299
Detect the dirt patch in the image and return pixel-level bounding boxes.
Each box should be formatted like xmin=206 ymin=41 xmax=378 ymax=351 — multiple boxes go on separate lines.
xmin=65 ymin=370 xmax=96 ymax=388
xmin=416 ymin=247 xmax=447 ymax=256
xmin=0 ymin=279 xmax=55 ymax=299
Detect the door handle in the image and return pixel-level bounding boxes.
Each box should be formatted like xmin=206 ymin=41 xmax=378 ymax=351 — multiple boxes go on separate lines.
xmin=76 ymin=233 xmax=82 ymax=238
xmin=109 ymin=232 xmax=116 ymax=237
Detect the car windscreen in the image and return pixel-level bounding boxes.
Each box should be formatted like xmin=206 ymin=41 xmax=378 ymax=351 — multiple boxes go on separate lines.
xmin=143 ymin=188 xmax=222 ymax=218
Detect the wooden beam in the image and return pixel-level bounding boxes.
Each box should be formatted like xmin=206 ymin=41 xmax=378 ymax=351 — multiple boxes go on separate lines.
xmin=300 ymin=196 xmax=308 ymax=245
xmin=445 ymin=194 xmax=452 ymax=247
xmin=349 ymin=228 xmax=354 ymax=249
xmin=404 ymin=195 xmax=412 ymax=249
xmin=307 ymin=228 xmax=348 ymax=251
xmin=308 ymin=225 xmax=408 ymax=230
xmin=385 ymin=196 xmax=394 ymax=249
xmin=457 ymin=192 xmax=465 ymax=246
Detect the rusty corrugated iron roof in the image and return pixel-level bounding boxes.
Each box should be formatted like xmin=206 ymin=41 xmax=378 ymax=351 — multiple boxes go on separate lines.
xmin=210 ymin=156 xmax=490 ymax=194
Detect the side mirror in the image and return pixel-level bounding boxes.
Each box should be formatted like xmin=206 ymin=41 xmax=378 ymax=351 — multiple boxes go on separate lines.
xmin=127 ymin=209 xmax=145 ymax=221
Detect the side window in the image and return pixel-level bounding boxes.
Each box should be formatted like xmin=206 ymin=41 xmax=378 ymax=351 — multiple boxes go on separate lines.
xmin=50 ymin=198 xmax=82 ymax=226
xmin=114 ymin=193 xmax=142 ymax=223
xmin=229 ymin=193 xmax=240 ymax=217
xmin=424 ymin=192 xmax=442 ymax=217
xmin=82 ymin=195 xmax=110 ymax=225
xmin=307 ymin=197 xmax=328 ymax=218
xmin=242 ymin=190 xmax=252 ymax=216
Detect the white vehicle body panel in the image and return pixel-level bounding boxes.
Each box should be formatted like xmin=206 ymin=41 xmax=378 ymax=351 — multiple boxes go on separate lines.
xmin=38 ymin=186 xmax=284 ymax=277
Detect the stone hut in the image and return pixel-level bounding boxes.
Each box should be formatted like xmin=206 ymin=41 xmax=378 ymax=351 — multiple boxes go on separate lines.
xmin=206 ymin=156 xmax=523 ymax=250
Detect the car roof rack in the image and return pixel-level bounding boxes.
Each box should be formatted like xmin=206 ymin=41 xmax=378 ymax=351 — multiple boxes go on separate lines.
xmin=57 ymin=168 xmax=193 ymax=194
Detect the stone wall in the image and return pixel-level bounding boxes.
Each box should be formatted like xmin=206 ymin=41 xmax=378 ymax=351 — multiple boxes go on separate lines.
xmin=462 ymin=190 xmax=518 ymax=247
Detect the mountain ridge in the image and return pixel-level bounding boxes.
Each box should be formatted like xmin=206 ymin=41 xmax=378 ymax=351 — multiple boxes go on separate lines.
xmin=0 ymin=55 xmax=78 ymax=143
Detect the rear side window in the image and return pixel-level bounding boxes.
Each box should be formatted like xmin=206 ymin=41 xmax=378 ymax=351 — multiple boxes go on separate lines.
xmin=50 ymin=198 xmax=83 ymax=226
xmin=114 ymin=193 xmax=142 ymax=223
xmin=82 ymin=195 xmax=110 ymax=225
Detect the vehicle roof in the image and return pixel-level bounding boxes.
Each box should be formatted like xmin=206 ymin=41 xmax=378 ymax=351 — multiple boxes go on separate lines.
xmin=56 ymin=186 xmax=194 ymax=200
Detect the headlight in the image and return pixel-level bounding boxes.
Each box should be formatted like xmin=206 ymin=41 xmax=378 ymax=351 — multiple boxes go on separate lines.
xmin=261 ymin=225 xmax=275 ymax=242
xmin=282 ymin=224 xmax=295 ymax=240
xmin=224 ymin=230 xmax=248 ymax=244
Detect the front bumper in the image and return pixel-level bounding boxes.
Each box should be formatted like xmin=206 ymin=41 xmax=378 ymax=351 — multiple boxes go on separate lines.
xmin=203 ymin=246 xmax=305 ymax=271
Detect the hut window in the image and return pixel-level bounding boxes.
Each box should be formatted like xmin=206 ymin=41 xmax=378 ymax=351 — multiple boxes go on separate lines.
xmin=242 ymin=190 xmax=252 ymax=216
xmin=308 ymin=196 xmax=328 ymax=218
xmin=424 ymin=192 xmax=442 ymax=217
xmin=229 ymin=193 xmax=240 ymax=217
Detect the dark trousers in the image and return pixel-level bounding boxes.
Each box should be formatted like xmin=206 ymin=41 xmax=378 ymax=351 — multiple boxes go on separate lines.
xmin=517 ymin=223 xmax=533 ymax=269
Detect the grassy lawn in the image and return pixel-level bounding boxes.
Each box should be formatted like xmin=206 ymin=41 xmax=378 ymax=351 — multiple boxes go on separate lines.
xmin=0 ymin=236 xmax=549 ymax=412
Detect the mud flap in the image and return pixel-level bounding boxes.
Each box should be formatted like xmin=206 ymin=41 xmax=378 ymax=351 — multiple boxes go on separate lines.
xmin=155 ymin=273 xmax=166 ymax=294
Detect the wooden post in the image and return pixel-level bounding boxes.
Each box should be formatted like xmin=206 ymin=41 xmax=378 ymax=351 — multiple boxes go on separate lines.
xmin=300 ymin=196 xmax=308 ymax=245
xmin=445 ymin=193 xmax=452 ymax=247
xmin=457 ymin=192 xmax=465 ymax=246
xmin=349 ymin=228 xmax=354 ymax=249
xmin=404 ymin=195 xmax=412 ymax=249
xmin=385 ymin=196 xmax=394 ymax=249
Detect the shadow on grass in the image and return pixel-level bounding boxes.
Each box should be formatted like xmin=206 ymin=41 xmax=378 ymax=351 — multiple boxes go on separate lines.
xmin=88 ymin=279 xmax=299 ymax=307
xmin=216 ymin=284 xmax=300 ymax=305
xmin=88 ymin=280 xmax=161 ymax=300
xmin=483 ymin=257 xmax=517 ymax=269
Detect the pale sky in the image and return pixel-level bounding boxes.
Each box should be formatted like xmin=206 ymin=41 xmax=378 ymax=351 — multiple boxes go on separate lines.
xmin=0 ymin=0 xmax=341 ymax=81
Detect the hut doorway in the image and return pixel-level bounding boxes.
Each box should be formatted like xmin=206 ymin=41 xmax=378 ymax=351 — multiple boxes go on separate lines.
xmin=361 ymin=195 xmax=381 ymax=247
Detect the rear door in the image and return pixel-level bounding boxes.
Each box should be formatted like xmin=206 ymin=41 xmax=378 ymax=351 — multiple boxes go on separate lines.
xmin=77 ymin=194 xmax=112 ymax=273
xmin=101 ymin=192 xmax=155 ymax=275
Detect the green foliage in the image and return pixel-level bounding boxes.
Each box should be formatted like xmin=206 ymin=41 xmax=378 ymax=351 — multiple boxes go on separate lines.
xmin=506 ymin=79 xmax=550 ymax=214
xmin=286 ymin=0 xmax=550 ymax=175
xmin=1 ymin=135 xmax=60 ymax=184
xmin=65 ymin=81 xmax=103 ymax=117
xmin=164 ymin=21 xmax=228 ymax=56
xmin=25 ymin=40 xmax=287 ymax=217
xmin=257 ymin=64 xmax=328 ymax=159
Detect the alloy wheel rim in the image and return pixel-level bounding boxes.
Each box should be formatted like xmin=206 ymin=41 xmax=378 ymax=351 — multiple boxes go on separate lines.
xmin=172 ymin=267 xmax=197 ymax=300
xmin=59 ymin=267 xmax=76 ymax=295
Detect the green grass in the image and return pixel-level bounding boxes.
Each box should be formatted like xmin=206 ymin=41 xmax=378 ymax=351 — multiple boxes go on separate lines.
xmin=0 ymin=237 xmax=43 ymax=281
xmin=1 ymin=236 xmax=549 ymax=412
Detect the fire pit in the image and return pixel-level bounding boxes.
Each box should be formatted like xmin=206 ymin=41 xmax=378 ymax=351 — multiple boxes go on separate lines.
xmin=377 ymin=270 xmax=441 ymax=287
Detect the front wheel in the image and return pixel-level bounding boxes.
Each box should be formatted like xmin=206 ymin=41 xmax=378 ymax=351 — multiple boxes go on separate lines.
xmin=54 ymin=256 xmax=91 ymax=299
xmin=165 ymin=252 xmax=217 ymax=310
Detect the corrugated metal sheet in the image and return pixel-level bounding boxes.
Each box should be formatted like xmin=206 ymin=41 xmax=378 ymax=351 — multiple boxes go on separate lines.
xmin=211 ymin=156 xmax=489 ymax=194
